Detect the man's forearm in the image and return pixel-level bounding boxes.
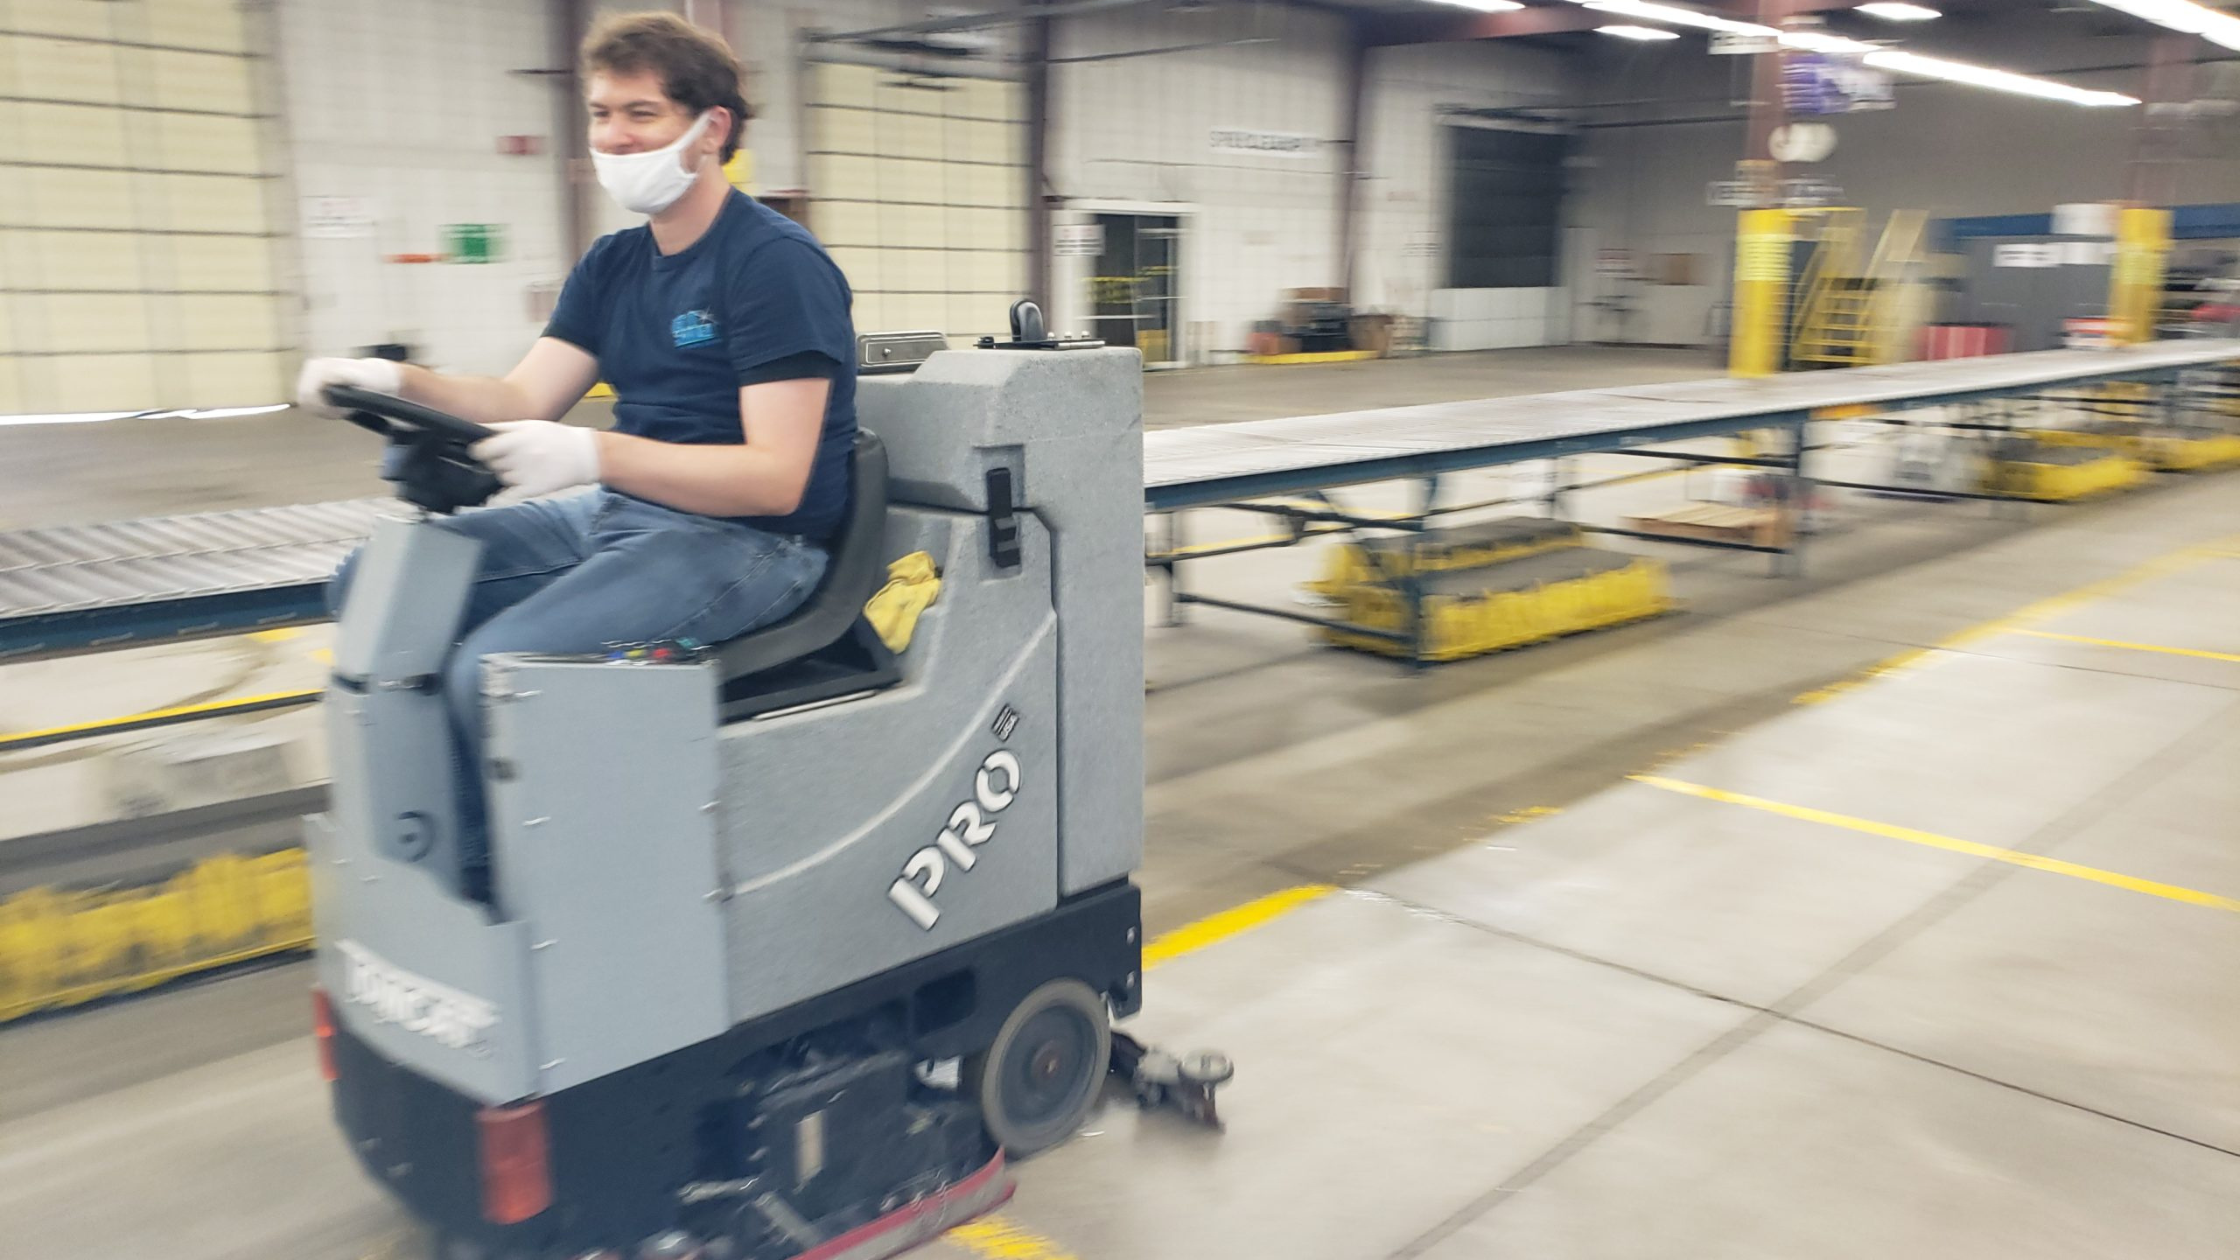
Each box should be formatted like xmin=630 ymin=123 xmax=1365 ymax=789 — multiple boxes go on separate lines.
xmin=398 ymin=364 xmax=538 ymax=427
xmin=594 ymin=432 xmax=810 ymax=518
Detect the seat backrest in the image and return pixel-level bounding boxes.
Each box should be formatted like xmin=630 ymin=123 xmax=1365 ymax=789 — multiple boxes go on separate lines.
xmin=713 ymin=430 xmax=888 ymax=684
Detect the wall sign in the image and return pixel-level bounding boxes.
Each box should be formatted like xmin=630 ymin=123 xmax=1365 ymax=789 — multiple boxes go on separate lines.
xmin=1209 ymin=127 xmax=1318 ymax=158
xmin=1054 ymin=223 xmax=1104 ymax=257
xmin=302 ymin=196 xmax=375 ymax=239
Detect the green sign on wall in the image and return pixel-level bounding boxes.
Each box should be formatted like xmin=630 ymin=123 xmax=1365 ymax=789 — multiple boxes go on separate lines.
xmin=442 ymin=223 xmax=505 ymax=264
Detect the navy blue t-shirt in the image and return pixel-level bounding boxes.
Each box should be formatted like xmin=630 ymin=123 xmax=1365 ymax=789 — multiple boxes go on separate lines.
xmin=544 ymin=192 xmax=857 ymax=540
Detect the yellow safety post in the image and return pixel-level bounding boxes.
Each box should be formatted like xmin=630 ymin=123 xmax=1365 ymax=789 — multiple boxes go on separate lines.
xmin=2109 ymin=206 xmax=2171 ymax=345
xmin=1731 ymin=208 xmax=1793 ymax=379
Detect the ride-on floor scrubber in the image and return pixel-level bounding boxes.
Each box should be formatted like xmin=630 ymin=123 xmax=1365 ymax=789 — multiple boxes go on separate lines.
xmin=308 ymin=334 xmax=1157 ymax=1259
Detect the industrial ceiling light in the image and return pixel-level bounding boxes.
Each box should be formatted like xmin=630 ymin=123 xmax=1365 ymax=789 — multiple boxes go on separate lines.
xmin=1424 ymin=0 xmax=1527 ymax=12
xmin=1854 ymin=2 xmax=1941 ymax=20
xmin=1598 ymin=23 xmax=1684 ymax=38
xmin=1564 ymin=0 xmax=2138 ymax=107
xmin=1862 ymin=48 xmax=2140 ymax=106
xmin=1777 ymin=28 xmax=1876 ymax=54
xmin=1583 ymin=0 xmax=1776 ymax=35
xmin=2083 ymin=0 xmax=2240 ymax=51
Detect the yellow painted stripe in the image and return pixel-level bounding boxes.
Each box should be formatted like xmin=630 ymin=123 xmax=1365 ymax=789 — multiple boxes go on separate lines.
xmin=2008 ymin=628 xmax=2240 ymax=664
xmin=943 ymin=892 xmax=1341 ymax=1254
xmin=1245 ymin=349 xmax=1379 ymax=365
xmin=1633 ymin=774 xmax=2240 ymax=914
xmin=1142 ymin=884 xmax=1336 ymax=969
xmin=1940 ymin=533 xmax=2240 ymax=651
xmin=1794 ymin=532 xmax=2240 ymax=704
xmin=947 ymin=1214 xmax=1081 ymax=1260
xmin=0 ymin=687 xmax=322 ymax=749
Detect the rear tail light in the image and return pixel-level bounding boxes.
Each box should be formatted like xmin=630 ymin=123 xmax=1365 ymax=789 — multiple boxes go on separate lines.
xmin=478 ymin=1100 xmax=553 ymax=1224
xmin=311 ymin=986 xmax=338 ymax=1083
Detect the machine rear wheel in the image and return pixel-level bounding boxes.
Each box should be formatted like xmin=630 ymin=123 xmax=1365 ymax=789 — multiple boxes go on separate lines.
xmin=965 ymin=978 xmax=1110 ymax=1157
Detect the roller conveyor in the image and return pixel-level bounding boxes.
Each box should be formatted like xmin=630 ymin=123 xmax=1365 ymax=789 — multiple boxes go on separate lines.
xmin=1144 ymin=341 xmax=2240 ymax=508
xmin=0 ymin=500 xmax=392 ymax=659
xmin=2 ymin=342 xmax=2235 ymax=661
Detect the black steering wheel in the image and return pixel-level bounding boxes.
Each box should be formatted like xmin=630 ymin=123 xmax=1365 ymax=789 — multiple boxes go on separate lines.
xmin=325 ymin=384 xmax=501 ymax=515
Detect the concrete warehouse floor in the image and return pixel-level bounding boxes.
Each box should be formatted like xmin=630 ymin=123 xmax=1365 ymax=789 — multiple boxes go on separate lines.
xmin=2 ymin=345 xmax=2236 ymax=1259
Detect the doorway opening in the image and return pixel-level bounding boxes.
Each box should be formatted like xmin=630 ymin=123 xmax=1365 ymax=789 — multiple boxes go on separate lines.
xmin=1088 ymin=214 xmax=1182 ymax=366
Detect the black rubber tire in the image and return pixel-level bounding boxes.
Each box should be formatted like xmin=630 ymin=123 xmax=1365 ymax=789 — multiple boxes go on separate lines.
xmin=964 ymin=978 xmax=1111 ymax=1158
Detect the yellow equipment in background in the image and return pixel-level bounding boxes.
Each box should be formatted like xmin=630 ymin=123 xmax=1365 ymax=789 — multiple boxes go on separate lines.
xmin=2110 ymin=206 xmax=2172 ymax=346
xmin=1327 ymin=550 xmax=1673 ymax=663
xmin=1981 ymin=445 xmax=2147 ymax=501
xmin=1310 ymin=517 xmax=1582 ymax=597
xmin=1312 ymin=517 xmax=1672 ymax=662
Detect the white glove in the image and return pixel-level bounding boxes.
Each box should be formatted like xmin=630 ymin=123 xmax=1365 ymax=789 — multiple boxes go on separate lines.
xmin=295 ymin=357 xmax=403 ymax=416
xmin=471 ymin=420 xmax=601 ymax=498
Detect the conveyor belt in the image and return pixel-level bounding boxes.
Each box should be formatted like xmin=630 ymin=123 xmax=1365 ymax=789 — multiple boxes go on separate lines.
xmin=1142 ymin=341 xmax=2240 ymax=509
xmin=0 ymin=500 xmax=390 ymax=659
xmin=2 ymin=343 xmax=2235 ymax=660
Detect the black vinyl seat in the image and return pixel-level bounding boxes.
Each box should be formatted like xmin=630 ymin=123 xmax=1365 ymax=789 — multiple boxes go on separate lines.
xmin=716 ymin=430 xmax=901 ymax=721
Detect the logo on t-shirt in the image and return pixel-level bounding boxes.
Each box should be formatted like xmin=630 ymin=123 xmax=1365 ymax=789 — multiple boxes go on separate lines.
xmin=671 ymin=309 xmax=717 ymax=348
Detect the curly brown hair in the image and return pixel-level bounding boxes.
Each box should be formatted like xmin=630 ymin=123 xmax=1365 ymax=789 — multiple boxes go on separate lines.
xmin=580 ymin=12 xmax=753 ymax=161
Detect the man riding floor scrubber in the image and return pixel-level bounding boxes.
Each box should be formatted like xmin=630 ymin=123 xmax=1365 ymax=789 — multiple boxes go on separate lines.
xmin=309 ymin=337 xmax=1167 ymax=1259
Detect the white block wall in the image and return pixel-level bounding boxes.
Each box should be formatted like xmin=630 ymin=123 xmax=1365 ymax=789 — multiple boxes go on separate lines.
xmin=280 ymin=0 xmax=569 ymax=375
xmin=0 ymin=0 xmax=293 ymax=413
xmin=1354 ymin=40 xmax=1576 ymax=349
xmin=1046 ymin=3 xmax=1350 ymax=358
xmin=268 ymin=0 xmax=1612 ymax=374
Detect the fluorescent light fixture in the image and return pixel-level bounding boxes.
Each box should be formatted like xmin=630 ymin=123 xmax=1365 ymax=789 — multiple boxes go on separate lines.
xmin=0 ymin=411 xmax=142 ymax=428
xmin=1855 ymin=2 xmax=1941 ymax=20
xmin=1778 ymin=28 xmax=1877 ymax=54
xmin=0 ymin=403 xmax=292 ymax=428
xmin=1862 ymin=48 xmax=2139 ymax=106
xmin=1426 ymin=0 xmax=1527 ymax=11
xmin=1563 ymin=1 xmax=2138 ymax=107
xmin=2084 ymin=0 xmax=2240 ymax=51
xmin=1583 ymin=0 xmax=1776 ymax=34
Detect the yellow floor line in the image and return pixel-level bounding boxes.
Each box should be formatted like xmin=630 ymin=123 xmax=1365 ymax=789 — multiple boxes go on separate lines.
xmin=947 ymin=1214 xmax=1082 ymax=1260
xmin=1633 ymin=774 xmax=2240 ymax=914
xmin=1142 ymin=884 xmax=1337 ymax=969
xmin=1794 ymin=531 xmax=2240 ymax=704
xmin=2008 ymin=628 xmax=2240 ymax=664
xmin=0 ymin=687 xmax=323 ymax=749
xmin=937 ymin=888 xmax=1337 ymax=1256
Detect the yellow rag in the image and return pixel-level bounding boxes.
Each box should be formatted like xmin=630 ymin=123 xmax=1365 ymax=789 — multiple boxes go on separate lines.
xmin=864 ymin=551 xmax=942 ymax=653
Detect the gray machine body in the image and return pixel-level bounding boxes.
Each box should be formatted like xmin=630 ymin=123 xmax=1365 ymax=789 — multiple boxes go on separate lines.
xmin=308 ymin=348 xmax=1145 ymax=1106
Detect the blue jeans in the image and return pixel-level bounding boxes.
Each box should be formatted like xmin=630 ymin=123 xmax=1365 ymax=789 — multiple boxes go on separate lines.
xmin=329 ymin=490 xmax=828 ymax=871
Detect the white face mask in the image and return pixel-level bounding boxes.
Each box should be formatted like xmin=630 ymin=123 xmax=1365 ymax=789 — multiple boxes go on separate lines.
xmin=592 ymin=110 xmax=715 ymax=216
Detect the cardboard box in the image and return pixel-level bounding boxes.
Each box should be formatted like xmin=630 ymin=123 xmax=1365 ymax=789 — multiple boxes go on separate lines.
xmin=1349 ymin=312 xmax=1395 ymax=356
